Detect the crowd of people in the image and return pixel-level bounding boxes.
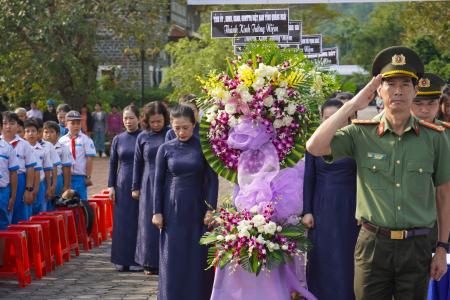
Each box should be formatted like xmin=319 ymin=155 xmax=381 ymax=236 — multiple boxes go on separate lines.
xmin=1 ymin=45 xmax=450 ymax=300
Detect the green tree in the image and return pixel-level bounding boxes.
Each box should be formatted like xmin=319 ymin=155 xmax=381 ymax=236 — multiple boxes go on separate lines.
xmin=161 ymin=23 xmax=233 ymax=101
xmin=0 ymin=0 xmax=102 ymax=109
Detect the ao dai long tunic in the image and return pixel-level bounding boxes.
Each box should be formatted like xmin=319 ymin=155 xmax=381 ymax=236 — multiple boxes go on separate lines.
xmin=303 ymin=151 xmax=359 ymax=300
xmin=132 ymin=127 xmax=169 ymax=268
xmin=154 ymin=136 xmax=218 ymax=300
xmin=108 ymin=129 xmax=141 ymax=266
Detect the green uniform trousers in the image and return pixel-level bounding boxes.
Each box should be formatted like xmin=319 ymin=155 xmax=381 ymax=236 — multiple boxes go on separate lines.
xmin=354 ymin=227 xmax=432 ymax=300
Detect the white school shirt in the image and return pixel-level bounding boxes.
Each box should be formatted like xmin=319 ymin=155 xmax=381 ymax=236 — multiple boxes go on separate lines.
xmin=31 ymin=142 xmax=53 ymax=181
xmin=40 ymin=140 xmax=61 ymax=168
xmin=59 ymin=132 xmax=96 ymax=176
xmin=0 ymin=139 xmax=19 ymax=188
xmin=2 ymin=135 xmax=37 ymax=174
xmin=54 ymin=141 xmax=73 ymax=176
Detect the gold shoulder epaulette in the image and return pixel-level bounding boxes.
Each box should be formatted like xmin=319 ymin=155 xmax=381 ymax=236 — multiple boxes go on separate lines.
xmin=352 ymin=119 xmax=380 ymax=125
xmin=441 ymin=121 xmax=450 ymax=129
xmin=419 ymin=120 xmax=445 ymax=132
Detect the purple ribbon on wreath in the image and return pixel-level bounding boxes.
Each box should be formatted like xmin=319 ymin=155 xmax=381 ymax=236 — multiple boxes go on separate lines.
xmin=227 ymin=118 xmax=303 ymax=222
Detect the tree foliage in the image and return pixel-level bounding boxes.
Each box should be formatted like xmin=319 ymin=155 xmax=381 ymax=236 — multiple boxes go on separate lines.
xmin=0 ymin=0 xmax=101 ymax=109
xmin=161 ymin=23 xmax=233 ymax=101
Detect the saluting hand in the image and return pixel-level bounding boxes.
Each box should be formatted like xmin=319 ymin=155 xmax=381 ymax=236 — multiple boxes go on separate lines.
xmin=152 ymin=213 xmax=164 ymax=230
xmin=349 ymin=74 xmax=382 ymax=111
xmin=430 ymin=248 xmax=448 ymax=281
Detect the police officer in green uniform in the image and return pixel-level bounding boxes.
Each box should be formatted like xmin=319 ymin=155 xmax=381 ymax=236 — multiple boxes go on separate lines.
xmin=411 ymin=73 xmax=446 ymax=124
xmin=306 ymin=46 xmax=450 ymax=299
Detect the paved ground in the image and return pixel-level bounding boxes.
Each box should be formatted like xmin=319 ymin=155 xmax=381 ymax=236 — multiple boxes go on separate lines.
xmin=0 ymin=106 xmax=378 ymax=299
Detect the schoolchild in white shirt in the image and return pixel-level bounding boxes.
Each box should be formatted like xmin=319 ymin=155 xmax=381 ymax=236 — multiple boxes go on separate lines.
xmin=23 ymin=119 xmax=53 ymax=214
xmin=43 ymin=121 xmax=72 ymax=199
xmin=0 ymin=112 xmax=19 ymax=229
xmin=59 ymin=111 xmax=96 ymax=200
xmin=1 ymin=112 xmax=36 ymax=222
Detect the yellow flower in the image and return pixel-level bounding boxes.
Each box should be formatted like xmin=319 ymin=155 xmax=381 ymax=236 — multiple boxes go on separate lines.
xmin=238 ymin=64 xmax=256 ymax=87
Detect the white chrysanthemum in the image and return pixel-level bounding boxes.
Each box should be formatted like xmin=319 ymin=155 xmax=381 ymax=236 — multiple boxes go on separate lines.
xmin=275 ymin=88 xmax=287 ymax=99
xmin=216 ymin=235 xmax=224 ymax=241
xmin=249 ymin=206 xmax=259 ymax=214
xmin=279 ymin=81 xmax=288 ymax=88
xmin=277 ymin=226 xmax=283 ymax=232
xmin=236 ymin=83 xmax=248 ymax=93
xmin=255 ymin=63 xmax=279 ymax=78
xmin=273 ymin=243 xmax=280 ymax=250
xmin=252 ymin=214 xmax=266 ymax=227
xmin=228 ymin=115 xmax=239 ymax=127
xmin=238 ymin=64 xmax=253 ymax=74
xmin=256 ymin=234 xmax=266 ymax=245
xmin=273 ymin=119 xmax=284 ymax=129
xmin=269 ymin=107 xmax=277 ymax=115
xmin=225 ymin=234 xmax=236 ymax=242
xmin=283 ymin=116 xmax=293 ymax=127
xmin=287 ymin=103 xmax=297 ymax=115
xmin=263 ymin=95 xmax=274 ymax=107
xmin=281 ymin=245 xmax=288 ymax=251
xmin=224 ymin=103 xmax=237 ymax=115
xmin=240 ymin=90 xmax=253 ymax=103
xmin=252 ymin=77 xmax=265 ymax=90
xmin=263 ymin=221 xmax=277 ymax=235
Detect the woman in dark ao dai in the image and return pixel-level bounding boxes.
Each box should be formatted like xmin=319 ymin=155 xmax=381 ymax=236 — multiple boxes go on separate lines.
xmin=132 ymin=101 xmax=170 ymax=275
xmin=303 ymin=99 xmax=359 ymax=300
xmin=108 ymin=105 xmax=142 ymax=271
xmin=153 ymin=105 xmax=219 ymax=300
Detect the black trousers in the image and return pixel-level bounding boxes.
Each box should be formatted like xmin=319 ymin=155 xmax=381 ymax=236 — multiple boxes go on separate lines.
xmin=354 ymin=227 xmax=432 ymax=300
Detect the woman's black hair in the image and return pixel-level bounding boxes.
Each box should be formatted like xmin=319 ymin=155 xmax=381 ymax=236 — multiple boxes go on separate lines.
xmin=141 ymin=101 xmax=170 ymax=129
xmin=320 ymin=99 xmax=344 ymax=115
xmin=43 ymin=121 xmax=61 ymax=134
xmin=123 ymin=104 xmax=139 ymax=119
xmin=170 ymin=104 xmax=196 ymax=125
xmin=2 ymin=111 xmax=20 ymax=124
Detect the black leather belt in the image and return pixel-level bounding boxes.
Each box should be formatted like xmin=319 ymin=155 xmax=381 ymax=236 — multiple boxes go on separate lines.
xmin=362 ymin=222 xmax=431 ymax=240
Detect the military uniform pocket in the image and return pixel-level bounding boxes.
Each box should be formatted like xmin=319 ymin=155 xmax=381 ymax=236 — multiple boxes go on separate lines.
xmin=406 ymin=160 xmax=433 ymax=197
xmin=360 ymin=160 xmax=390 ymax=189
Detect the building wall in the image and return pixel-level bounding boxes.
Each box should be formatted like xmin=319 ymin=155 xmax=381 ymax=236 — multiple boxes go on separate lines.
xmin=94 ymin=1 xmax=200 ymax=91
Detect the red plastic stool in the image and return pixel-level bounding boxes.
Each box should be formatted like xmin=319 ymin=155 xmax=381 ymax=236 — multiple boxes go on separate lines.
xmin=0 ymin=230 xmax=31 ymax=287
xmin=42 ymin=210 xmax=79 ymax=257
xmin=30 ymin=215 xmax=65 ymax=266
xmin=87 ymin=202 xmax=102 ymax=247
xmin=19 ymin=220 xmax=54 ymax=272
xmin=8 ymin=224 xmax=47 ymax=279
xmin=88 ymin=199 xmax=107 ymax=241
xmin=38 ymin=213 xmax=71 ymax=262
xmin=101 ymin=189 xmax=111 ymax=195
xmin=92 ymin=195 xmax=114 ymax=239
xmin=58 ymin=206 xmax=91 ymax=251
